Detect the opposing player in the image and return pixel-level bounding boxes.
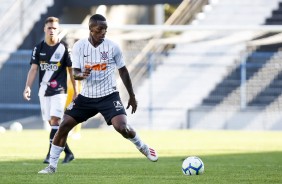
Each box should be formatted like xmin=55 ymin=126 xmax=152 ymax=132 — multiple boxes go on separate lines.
xmin=23 ymin=17 xmax=76 ymax=164
xmin=38 ymin=14 xmax=158 ymax=174
xmin=66 ymin=72 xmax=82 ymax=140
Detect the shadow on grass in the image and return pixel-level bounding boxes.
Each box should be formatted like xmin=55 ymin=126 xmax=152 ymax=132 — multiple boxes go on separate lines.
xmin=0 ymin=151 xmax=282 ymax=184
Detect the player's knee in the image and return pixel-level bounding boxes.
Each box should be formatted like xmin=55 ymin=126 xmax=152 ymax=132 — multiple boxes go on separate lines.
xmin=50 ymin=116 xmax=60 ymax=126
xmin=115 ymin=123 xmax=131 ymax=138
xmin=59 ymin=120 xmax=75 ymax=134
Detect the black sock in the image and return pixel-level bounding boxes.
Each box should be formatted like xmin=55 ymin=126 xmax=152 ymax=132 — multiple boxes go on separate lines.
xmin=46 ymin=127 xmax=58 ymax=156
xmin=49 ymin=126 xmax=73 ymax=155
xmin=64 ymin=143 xmax=73 ymax=155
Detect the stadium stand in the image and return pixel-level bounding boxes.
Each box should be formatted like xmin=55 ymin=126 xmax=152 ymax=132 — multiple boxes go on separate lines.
xmin=0 ymin=1 xmax=184 ymax=127
xmin=265 ymin=1 xmax=282 ymax=25
xmin=0 ymin=0 xmax=16 ymax=17
xmin=201 ymin=1 xmax=282 ymax=107
xmin=0 ymin=0 xmax=53 ymax=54
xmin=2 ymin=0 xmax=282 ymax=131
xmin=189 ymin=0 xmax=282 ymax=130
xmin=127 ymin=0 xmax=282 ymax=130
xmin=0 ymin=0 xmax=54 ymax=124
xmin=200 ymin=6 xmax=282 ymax=106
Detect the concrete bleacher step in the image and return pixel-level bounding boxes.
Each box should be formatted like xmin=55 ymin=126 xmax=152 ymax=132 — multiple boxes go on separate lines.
xmin=128 ymin=0 xmax=282 ymax=130
xmin=249 ymin=96 xmax=280 ymax=105
xmin=0 ymin=0 xmax=54 ymax=69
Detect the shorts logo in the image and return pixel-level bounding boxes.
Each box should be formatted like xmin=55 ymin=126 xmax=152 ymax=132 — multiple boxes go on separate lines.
xmin=67 ymin=101 xmax=75 ymax=110
xmin=113 ymin=101 xmax=123 ymax=111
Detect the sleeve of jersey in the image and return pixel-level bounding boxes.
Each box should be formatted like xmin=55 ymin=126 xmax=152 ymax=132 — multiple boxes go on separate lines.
xmin=114 ymin=45 xmax=125 ymax=69
xmin=30 ymin=45 xmax=39 ymax=65
xmin=65 ymin=47 xmax=72 ymax=67
xmin=71 ymin=42 xmax=81 ymax=69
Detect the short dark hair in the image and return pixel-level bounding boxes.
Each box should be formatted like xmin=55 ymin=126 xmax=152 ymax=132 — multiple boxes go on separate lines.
xmin=45 ymin=17 xmax=59 ymax=25
xmin=89 ymin=14 xmax=106 ymax=23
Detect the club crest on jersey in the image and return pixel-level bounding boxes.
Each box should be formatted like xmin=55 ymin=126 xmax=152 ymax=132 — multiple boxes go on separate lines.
xmin=100 ymin=51 xmax=109 ymax=61
xmin=55 ymin=53 xmax=61 ymax=60
xmin=113 ymin=101 xmax=123 ymax=111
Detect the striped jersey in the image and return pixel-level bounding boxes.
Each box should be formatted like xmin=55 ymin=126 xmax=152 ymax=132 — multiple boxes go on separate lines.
xmin=71 ymin=38 xmax=125 ymax=98
xmin=30 ymin=40 xmax=72 ymax=97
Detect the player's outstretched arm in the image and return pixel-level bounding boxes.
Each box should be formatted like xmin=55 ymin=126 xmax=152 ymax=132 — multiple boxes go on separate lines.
xmin=118 ymin=66 xmax=137 ymax=114
xmin=23 ymin=64 xmax=38 ymax=101
xmin=68 ymin=67 xmax=78 ymax=99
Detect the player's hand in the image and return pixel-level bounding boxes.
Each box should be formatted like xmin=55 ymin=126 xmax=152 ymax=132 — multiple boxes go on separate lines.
xmin=73 ymin=67 xmax=91 ymax=80
xmin=23 ymin=87 xmax=31 ymax=101
xmin=126 ymin=95 xmax=137 ymax=114
xmin=83 ymin=67 xmax=92 ymax=77
xmin=81 ymin=65 xmax=92 ymax=78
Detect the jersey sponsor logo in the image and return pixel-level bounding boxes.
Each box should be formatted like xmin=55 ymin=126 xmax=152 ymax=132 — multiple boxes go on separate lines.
xmin=40 ymin=62 xmax=59 ymax=71
xmin=84 ymin=63 xmax=107 ymax=71
xmin=113 ymin=101 xmax=123 ymax=111
xmin=50 ymin=80 xmax=58 ymax=88
xmin=83 ymin=54 xmax=90 ymax=57
xmin=93 ymin=63 xmax=107 ymax=71
xmin=40 ymin=53 xmax=46 ymax=56
xmin=100 ymin=51 xmax=108 ymax=61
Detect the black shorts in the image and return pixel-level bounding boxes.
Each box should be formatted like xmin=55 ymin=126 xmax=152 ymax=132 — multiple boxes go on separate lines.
xmin=65 ymin=92 xmax=127 ymax=125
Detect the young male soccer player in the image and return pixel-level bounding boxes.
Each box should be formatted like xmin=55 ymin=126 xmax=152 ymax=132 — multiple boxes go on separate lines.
xmin=23 ymin=17 xmax=76 ymax=164
xmin=38 ymin=14 xmax=158 ymax=174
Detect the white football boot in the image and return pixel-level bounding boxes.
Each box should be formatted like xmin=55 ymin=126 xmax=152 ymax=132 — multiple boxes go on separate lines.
xmin=138 ymin=144 xmax=158 ymax=162
xmin=38 ymin=165 xmax=56 ymax=174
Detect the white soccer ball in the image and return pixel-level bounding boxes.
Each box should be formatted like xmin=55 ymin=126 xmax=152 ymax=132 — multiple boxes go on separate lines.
xmin=182 ymin=156 xmax=204 ymax=176
xmin=0 ymin=126 xmax=6 ymax=133
xmin=9 ymin=122 xmax=23 ymax=132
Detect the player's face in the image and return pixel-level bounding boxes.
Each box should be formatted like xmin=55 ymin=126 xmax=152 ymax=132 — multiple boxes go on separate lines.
xmin=44 ymin=22 xmax=59 ymax=40
xmin=89 ymin=21 xmax=107 ymax=44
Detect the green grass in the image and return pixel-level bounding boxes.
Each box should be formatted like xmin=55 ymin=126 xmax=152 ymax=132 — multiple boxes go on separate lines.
xmin=0 ymin=129 xmax=282 ymax=184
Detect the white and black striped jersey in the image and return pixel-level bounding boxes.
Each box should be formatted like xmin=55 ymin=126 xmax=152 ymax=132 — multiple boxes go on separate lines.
xmin=71 ymin=38 xmax=125 ymax=98
xmin=30 ymin=40 xmax=72 ymax=97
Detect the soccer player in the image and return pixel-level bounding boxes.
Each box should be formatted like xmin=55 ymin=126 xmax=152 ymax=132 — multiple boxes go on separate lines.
xmin=23 ymin=17 xmax=76 ymax=164
xmin=38 ymin=14 xmax=158 ymax=174
xmin=66 ymin=73 xmax=82 ymax=140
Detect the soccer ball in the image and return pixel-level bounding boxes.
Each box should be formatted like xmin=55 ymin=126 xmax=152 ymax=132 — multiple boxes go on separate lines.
xmin=182 ymin=156 xmax=204 ymax=176
xmin=9 ymin=122 xmax=23 ymax=132
xmin=0 ymin=126 xmax=6 ymax=133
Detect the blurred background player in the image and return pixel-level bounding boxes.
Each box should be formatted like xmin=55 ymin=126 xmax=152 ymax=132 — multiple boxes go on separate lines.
xmin=66 ymin=72 xmax=82 ymax=140
xmin=23 ymin=16 xmax=77 ymax=164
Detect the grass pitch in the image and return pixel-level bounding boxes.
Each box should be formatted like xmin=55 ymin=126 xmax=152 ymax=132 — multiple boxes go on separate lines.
xmin=0 ymin=129 xmax=282 ymax=184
